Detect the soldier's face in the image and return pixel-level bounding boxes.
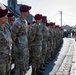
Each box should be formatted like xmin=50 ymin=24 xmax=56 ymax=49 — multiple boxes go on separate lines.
xmin=24 ymin=11 xmax=29 ymax=16
xmin=0 ymin=15 xmax=8 ymax=24
xmin=42 ymin=19 xmax=47 ymax=23
xmin=8 ymin=16 xmax=14 ymax=22
xmin=38 ymin=19 xmax=42 ymax=23
xmin=36 ymin=19 xmax=42 ymax=24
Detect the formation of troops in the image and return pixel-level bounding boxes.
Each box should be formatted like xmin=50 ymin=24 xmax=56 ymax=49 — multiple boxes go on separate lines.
xmin=0 ymin=4 xmax=63 ymax=75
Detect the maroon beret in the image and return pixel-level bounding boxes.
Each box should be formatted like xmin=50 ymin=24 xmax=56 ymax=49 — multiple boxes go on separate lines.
xmin=52 ymin=22 xmax=55 ymax=25
xmin=0 ymin=8 xmax=8 ymax=18
xmin=42 ymin=16 xmax=47 ymax=20
xmin=46 ymin=23 xmax=50 ymax=27
xmin=55 ymin=25 xmax=59 ymax=28
xmin=34 ymin=14 xmax=42 ymax=20
xmin=7 ymin=12 xmax=14 ymax=17
xmin=50 ymin=22 xmax=54 ymax=26
xmin=60 ymin=28 xmax=63 ymax=30
xmin=20 ymin=5 xmax=31 ymax=12
xmin=27 ymin=22 xmax=31 ymax=25
xmin=32 ymin=21 xmax=36 ymax=24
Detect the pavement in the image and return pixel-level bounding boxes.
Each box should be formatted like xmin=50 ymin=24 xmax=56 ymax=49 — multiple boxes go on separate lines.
xmin=11 ymin=38 xmax=76 ymax=75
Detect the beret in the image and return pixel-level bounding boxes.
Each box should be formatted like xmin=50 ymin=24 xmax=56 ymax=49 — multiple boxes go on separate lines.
xmin=46 ymin=23 xmax=50 ymax=27
xmin=34 ymin=14 xmax=42 ymax=20
xmin=20 ymin=5 xmax=31 ymax=12
xmin=55 ymin=25 xmax=59 ymax=28
xmin=32 ymin=21 xmax=36 ymax=24
xmin=27 ymin=22 xmax=31 ymax=25
xmin=42 ymin=16 xmax=47 ymax=20
xmin=7 ymin=12 xmax=14 ymax=17
xmin=0 ymin=8 xmax=8 ymax=18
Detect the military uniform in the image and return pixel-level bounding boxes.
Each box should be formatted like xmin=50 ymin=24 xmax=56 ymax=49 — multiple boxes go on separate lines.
xmin=0 ymin=26 xmax=12 ymax=75
xmin=29 ymin=14 xmax=43 ymax=75
xmin=5 ymin=22 xmax=13 ymax=32
xmin=12 ymin=4 xmax=31 ymax=75
xmin=29 ymin=22 xmax=43 ymax=70
xmin=0 ymin=8 xmax=12 ymax=75
xmin=40 ymin=22 xmax=48 ymax=67
xmin=45 ymin=23 xmax=51 ymax=63
xmin=12 ymin=17 xmax=29 ymax=75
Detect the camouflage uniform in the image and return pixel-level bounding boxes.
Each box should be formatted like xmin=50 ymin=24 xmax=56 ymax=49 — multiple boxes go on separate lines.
xmin=29 ymin=23 xmax=43 ymax=74
xmin=11 ymin=17 xmax=29 ymax=75
xmin=6 ymin=22 xmax=15 ymax=64
xmin=40 ymin=23 xmax=48 ymax=66
xmin=45 ymin=26 xmax=51 ymax=63
xmin=51 ymin=27 xmax=56 ymax=58
xmin=0 ymin=25 xmax=12 ymax=75
xmin=27 ymin=23 xmax=32 ymax=66
xmin=5 ymin=22 xmax=13 ymax=32
xmin=48 ymin=27 xmax=54 ymax=60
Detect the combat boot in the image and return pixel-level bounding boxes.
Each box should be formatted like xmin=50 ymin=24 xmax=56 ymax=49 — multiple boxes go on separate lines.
xmin=31 ymin=68 xmax=37 ymax=75
xmin=39 ymin=63 xmax=45 ymax=71
xmin=36 ymin=67 xmax=44 ymax=75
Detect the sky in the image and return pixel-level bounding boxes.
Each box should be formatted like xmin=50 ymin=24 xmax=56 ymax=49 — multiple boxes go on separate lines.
xmin=0 ymin=0 xmax=76 ymax=26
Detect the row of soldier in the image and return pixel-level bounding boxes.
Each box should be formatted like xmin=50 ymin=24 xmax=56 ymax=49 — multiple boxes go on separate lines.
xmin=0 ymin=4 xmax=63 ymax=75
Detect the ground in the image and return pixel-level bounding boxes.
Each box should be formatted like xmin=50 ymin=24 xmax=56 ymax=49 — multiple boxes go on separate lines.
xmin=11 ymin=38 xmax=76 ymax=75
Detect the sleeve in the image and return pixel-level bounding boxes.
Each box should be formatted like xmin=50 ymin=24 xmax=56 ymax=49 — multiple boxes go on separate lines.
xmin=29 ymin=26 xmax=37 ymax=42
xmin=43 ymin=26 xmax=48 ymax=37
xmin=48 ymin=30 xmax=53 ymax=41
xmin=11 ymin=23 xmax=20 ymax=42
xmin=0 ymin=33 xmax=7 ymax=46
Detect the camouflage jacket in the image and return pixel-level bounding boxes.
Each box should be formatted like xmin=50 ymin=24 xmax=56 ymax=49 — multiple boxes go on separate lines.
xmin=11 ymin=17 xmax=28 ymax=50
xmin=5 ymin=22 xmax=14 ymax=32
xmin=0 ymin=25 xmax=12 ymax=64
xmin=29 ymin=23 xmax=43 ymax=46
xmin=41 ymin=23 xmax=48 ymax=41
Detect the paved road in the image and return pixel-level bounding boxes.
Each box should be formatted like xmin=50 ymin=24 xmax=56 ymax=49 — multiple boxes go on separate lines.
xmin=49 ymin=38 xmax=75 ymax=75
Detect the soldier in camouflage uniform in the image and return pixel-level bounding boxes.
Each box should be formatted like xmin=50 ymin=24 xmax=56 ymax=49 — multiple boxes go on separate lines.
xmin=5 ymin=12 xmax=15 ymax=65
xmin=46 ymin=22 xmax=54 ymax=61
xmin=50 ymin=23 xmax=56 ymax=58
xmin=44 ymin=23 xmax=51 ymax=63
xmin=11 ymin=5 xmax=31 ymax=75
xmin=0 ymin=8 xmax=12 ymax=75
xmin=27 ymin=22 xmax=32 ymax=65
xmin=40 ymin=16 xmax=48 ymax=70
xmin=29 ymin=14 xmax=43 ymax=75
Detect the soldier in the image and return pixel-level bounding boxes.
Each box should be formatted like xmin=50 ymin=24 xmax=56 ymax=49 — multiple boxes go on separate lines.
xmin=7 ymin=12 xmax=14 ymax=32
xmin=5 ymin=12 xmax=14 ymax=32
xmin=40 ymin=16 xmax=48 ymax=70
xmin=44 ymin=23 xmax=51 ymax=64
xmin=5 ymin=12 xmax=15 ymax=65
xmin=11 ymin=4 xmax=31 ymax=75
xmin=50 ymin=22 xmax=56 ymax=58
xmin=0 ymin=8 xmax=12 ymax=75
xmin=29 ymin=14 xmax=43 ymax=75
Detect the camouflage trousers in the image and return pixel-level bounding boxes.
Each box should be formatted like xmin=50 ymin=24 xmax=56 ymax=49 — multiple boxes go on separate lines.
xmin=14 ymin=48 xmax=29 ymax=75
xmin=45 ymin=41 xmax=52 ymax=62
xmin=31 ymin=45 xmax=42 ymax=69
xmin=0 ymin=64 xmax=6 ymax=75
xmin=41 ymin=41 xmax=47 ymax=64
